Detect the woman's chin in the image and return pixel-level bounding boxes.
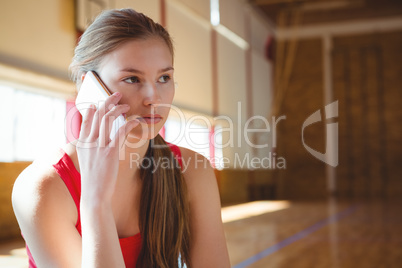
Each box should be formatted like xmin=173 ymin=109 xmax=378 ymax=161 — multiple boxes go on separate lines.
xmin=126 ymin=125 xmax=160 ymax=141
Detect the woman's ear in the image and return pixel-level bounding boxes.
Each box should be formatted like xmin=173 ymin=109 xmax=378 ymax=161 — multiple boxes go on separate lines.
xmin=81 ymin=73 xmax=86 ymax=82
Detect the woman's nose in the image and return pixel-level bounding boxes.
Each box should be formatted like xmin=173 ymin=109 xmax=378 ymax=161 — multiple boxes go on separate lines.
xmin=142 ymin=82 xmax=162 ymax=107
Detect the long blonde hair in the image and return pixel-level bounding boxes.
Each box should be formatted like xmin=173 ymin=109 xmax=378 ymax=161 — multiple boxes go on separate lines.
xmin=69 ymin=9 xmax=191 ymax=268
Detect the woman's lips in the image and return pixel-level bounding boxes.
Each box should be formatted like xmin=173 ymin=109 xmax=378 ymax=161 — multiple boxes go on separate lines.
xmin=137 ymin=115 xmax=162 ymax=124
xmin=139 ymin=117 xmax=162 ymax=124
xmin=126 ymin=114 xmax=163 ymax=125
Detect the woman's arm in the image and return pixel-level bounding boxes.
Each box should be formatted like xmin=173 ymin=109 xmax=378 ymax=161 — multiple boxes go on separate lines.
xmin=12 ymin=161 xmax=127 ymax=268
xmin=181 ymin=148 xmax=231 ymax=268
xmin=76 ymin=93 xmax=135 ymax=268
xmin=12 ymin=162 xmax=83 ymax=268
xmin=12 ymin=93 xmax=139 ymax=268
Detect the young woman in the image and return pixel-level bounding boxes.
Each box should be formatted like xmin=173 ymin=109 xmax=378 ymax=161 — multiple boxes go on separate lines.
xmin=12 ymin=9 xmax=230 ymax=268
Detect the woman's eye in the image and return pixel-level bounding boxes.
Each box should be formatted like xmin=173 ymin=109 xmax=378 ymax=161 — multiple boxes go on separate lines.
xmin=158 ymin=75 xmax=171 ymax=83
xmin=123 ymin=76 xmax=140 ymax=84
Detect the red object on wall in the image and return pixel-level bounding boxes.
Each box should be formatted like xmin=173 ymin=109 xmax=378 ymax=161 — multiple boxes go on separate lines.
xmin=159 ymin=125 xmax=166 ymax=139
xmin=65 ymin=100 xmax=82 ymax=143
xmin=265 ymin=35 xmax=275 ymax=62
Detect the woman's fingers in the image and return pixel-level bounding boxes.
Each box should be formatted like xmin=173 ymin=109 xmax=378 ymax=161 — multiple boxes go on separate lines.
xmin=89 ymin=92 xmax=123 ymax=139
xmin=111 ymin=118 xmax=140 ymax=149
xmin=99 ymin=104 xmax=131 ymax=145
xmin=79 ymin=104 xmax=96 ymax=140
xmin=78 ymin=92 xmax=134 ymax=148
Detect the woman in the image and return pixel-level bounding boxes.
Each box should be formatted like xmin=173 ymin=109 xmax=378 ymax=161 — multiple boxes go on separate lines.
xmin=12 ymin=9 xmax=230 ymax=268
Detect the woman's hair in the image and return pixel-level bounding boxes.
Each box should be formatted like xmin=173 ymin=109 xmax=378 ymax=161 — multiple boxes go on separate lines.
xmin=69 ymin=8 xmax=174 ymax=88
xmin=69 ymin=9 xmax=190 ymax=268
xmin=140 ymin=135 xmax=191 ymax=268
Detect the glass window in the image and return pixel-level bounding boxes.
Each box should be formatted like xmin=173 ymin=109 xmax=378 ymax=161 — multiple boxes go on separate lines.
xmin=165 ymin=116 xmax=211 ymax=158
xmin=164 ymin=110 xmax=223 ymax=168
xmin=0 ymin=85 xmax=66 ymax=162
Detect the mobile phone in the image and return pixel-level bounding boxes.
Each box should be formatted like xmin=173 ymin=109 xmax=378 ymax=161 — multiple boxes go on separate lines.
xmin=75 ymin=71 xmax=126 ymax=140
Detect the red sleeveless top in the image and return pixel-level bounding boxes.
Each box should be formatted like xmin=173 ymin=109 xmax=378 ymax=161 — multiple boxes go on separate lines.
xmin=26 ymin=142 xmax=182 ymax=268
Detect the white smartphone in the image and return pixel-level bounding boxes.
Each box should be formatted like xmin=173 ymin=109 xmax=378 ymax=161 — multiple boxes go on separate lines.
xmin=75 ymin=71 xmax=126 ymax=140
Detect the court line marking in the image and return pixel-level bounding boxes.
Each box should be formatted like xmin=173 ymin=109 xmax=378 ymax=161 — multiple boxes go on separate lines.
xmin=232 ymin=205 xmax=358 ymax=268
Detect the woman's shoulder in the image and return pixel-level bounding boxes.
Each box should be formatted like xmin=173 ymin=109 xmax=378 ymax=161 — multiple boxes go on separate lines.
xmin=12 ymin=146 xmax=77 ymax=221
xmin=13 ymin=147 xmax=65 ymax=188
xmin=12 ymin=147 xmax=81 ymax=266
xmin=176 ymin=146 xmax=213 ymax=174
xmin=13 ymin=142 xmax=78 ymax=185
xmin=176 ymin=147 xmax=218 ymax=201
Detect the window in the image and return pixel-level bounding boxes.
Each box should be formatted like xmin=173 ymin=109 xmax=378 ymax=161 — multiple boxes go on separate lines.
xmin=210 ymin=0 xmax=220 ymax=26
xmin=164 ymin=108 xmax=223 ymax=169
xmin=165 ymin=115 xmax=211 ymax=159
xmin=0 ymin=85 xmax=66 ymax=162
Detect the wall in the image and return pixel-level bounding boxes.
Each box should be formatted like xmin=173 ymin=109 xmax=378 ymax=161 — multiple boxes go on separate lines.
xmin=164 ymin=0 xmax=275 ymax=204
xmin=166 ymin=0 xmax=274 ymax=170
xmin=0 ymin=0 xmax=76 ymax=80
xmin=273 ymin=30 xmax=402 ymax=200
xmin=333 ymin=30 xmax=402 ymax=198
xmin=0 ymin=162 xmax=31 ymax=240
xmin=274 ymin=38 xmax=327 ymax=200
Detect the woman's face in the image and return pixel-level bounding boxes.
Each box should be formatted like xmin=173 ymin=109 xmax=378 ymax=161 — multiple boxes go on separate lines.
xmin=97 ymin=37 xmax=174 ymax=141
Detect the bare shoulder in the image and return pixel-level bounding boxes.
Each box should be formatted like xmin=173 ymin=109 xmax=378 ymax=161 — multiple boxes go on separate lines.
xmin=13 ymin=149 xmax=64 ymax=201
xmin=177 ymin=146 xmax=221 ymax=209
xmin=12 ymin=146 xmax=82 ymax=267
xmin=12 ymin=148 xmax=77 ymax=229
xmin=178 ymin=147 xmax=217 ymax=199
xmin=179 ymin=146 xmax=214 ymax=177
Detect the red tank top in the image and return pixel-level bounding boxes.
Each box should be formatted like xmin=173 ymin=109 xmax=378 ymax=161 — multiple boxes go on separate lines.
xmin=26 ymin=142 xmax=182 ymax=268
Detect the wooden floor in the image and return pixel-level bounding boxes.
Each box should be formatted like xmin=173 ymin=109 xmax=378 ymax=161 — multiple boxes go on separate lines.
xmin=225 ymin=197 xmax=402 ymax=268
xmin=1 ymin=197 xmax=401 ymax=268
xmin=0 ymin=238 xmax=27 ymax=268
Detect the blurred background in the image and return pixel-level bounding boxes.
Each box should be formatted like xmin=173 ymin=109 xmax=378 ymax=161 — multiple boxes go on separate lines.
xmin=0 ymin=0 xmax=401 ymax=267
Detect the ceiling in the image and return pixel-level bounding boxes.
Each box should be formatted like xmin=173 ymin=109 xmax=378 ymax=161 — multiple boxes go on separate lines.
xmin=248 ymin=0 xmax=402 ymax=27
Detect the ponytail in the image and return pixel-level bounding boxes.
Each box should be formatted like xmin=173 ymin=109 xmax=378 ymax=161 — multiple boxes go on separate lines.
xmin=137 ymin=135 xmax=191 ymax=267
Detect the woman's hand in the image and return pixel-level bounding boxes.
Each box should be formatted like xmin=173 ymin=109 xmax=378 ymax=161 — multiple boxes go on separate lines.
xmin=76 ymin=92 xmax=139 ymax=204
xmin=76 ymin=92 xmax=140 ymax=267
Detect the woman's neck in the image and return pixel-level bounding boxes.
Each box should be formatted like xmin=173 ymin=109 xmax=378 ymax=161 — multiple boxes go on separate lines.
xmin=118 ymin=137 xmax=150 ymax=175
